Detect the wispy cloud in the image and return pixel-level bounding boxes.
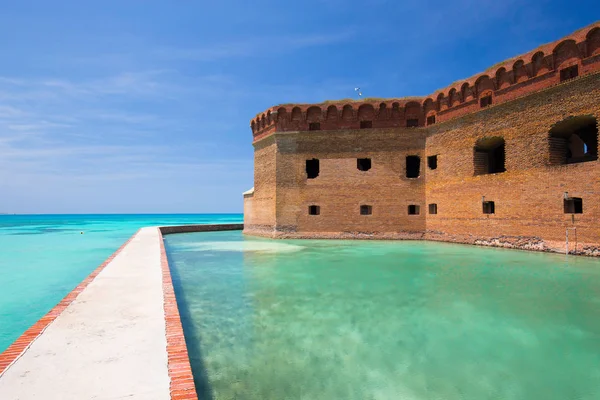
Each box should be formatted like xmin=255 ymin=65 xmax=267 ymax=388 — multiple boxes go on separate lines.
xmin=152 ymin=31 xmax=356 ymax=62
xmin=0 ymin=63 xmax=252 ymax=211
xmin=0 ymin=70 xmax=178 ymax=99
xmin=0 ymin=105 xmax=28 ymax=118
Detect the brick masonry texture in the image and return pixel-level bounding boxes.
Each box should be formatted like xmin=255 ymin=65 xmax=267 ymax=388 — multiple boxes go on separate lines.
xmin=160 ymin=224 xmax=243 ymax=235
xmin=158 ymin=228 xmax=199 ymax=400
xmin=157 ymin=224 xmax=243 ymax=400
xmin=158 ymin=224 xmax=244 ymax=400
xmin=244 ymin=22 xmax=600 ymax=256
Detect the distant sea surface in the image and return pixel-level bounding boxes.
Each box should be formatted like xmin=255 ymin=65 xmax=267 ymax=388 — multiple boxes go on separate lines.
xmin=0 ymin=214 xmax=243 ymax=352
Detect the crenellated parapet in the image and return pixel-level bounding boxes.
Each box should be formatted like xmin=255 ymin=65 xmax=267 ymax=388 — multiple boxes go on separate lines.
xmin=250 ymin=22 xmax=600 ymax=141
xmin=251 ymin=98 xmax=428 ymax=141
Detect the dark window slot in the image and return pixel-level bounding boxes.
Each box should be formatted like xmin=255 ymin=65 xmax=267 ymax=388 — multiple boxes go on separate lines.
xmin=360 ymin=205 xmax=372 ymax=215
xmin=427 ymin=155 xmax=438 ymax=170
xmin=560 ymin=65 xmax=579 ymax=82
xmin=408 ymin=205 xmax=420 ymax=215
xmin=308 ymin=205 xmax=320 ymax=215
xmin=564 ymin=197 xmax=583 ymax=214
xmin=549 ymin=116 xmax=598 ymax=165
xmin=406 ymin=118 xmax=419 ymax=128
xmin=483 ymin=201 xmax=495 ymax=214
xmin=357 ymin=158 xmax=371 ymax=171
xmin=480 ymin=95 xmax=492 ymax=108
xmin=474 ymin=138 xmax=506 ymax=175
xmin=306 ymin=159 xmax=319 ymax=179
xmin=428 ymin=204 xmax=437 ymax=214
xmin=406 ymin=156 xmax=420 ymax=178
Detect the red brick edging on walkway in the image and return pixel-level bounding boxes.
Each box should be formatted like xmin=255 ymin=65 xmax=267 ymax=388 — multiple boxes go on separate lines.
xmin=0 ymin=230 xmax=140 ymax=376
xmin=158 ymin=229 xmax=199 ymax=400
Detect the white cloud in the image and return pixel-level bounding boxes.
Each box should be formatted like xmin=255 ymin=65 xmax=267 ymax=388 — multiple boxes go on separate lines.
xmin=151 ymin=31 xmax=356 ymax=62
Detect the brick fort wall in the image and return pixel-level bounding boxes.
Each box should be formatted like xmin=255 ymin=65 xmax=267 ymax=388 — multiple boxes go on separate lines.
xmin=243 ymin=22 xmax=600 ymax=256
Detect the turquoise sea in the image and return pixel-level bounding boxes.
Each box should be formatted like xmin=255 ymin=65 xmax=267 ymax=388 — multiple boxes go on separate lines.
xmin=165 ymin=230 xmax=600 ymax=400
xmin=0 ymin=214 xmax=243 ymax=352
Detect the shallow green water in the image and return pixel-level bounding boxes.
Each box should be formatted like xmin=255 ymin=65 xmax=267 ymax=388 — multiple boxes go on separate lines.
xmin=165 ymin=231 xmax=600 ymax=400
xmin=0 ymin=214 xmax=242 ymax=352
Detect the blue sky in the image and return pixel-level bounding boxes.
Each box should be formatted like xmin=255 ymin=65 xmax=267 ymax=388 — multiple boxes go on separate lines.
xmin=0 ymin=1 xmax=598 ymax=213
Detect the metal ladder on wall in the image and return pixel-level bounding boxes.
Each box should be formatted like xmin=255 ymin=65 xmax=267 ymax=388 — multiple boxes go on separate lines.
xmin=566 ymin=227 xmax=577 ymax=255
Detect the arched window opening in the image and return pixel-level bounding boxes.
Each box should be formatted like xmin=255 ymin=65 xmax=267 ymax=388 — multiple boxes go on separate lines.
xmin=342 ymin=105 xmax=354 ymax=120
xmin=378 ymin=103 xmax=387 ymax=119
xmin=474 ymin=137 xmax=506 ymax=175
xmin=358 ymin=104 xmax=375 ymax=122
xmin=277 ymin=107 xmax=288 ymax=122
xmin=391 ymin=103 xmax=401 ymax=119
xmin=306 ymin=107 xmax=322 ymax=126
xmin=549 ymin=116 xmax=598 ymax=165
xmin=291 ymin=107 xmax=303 ymax=121
xmin=326 ymin=105 xmax=338 ymax=120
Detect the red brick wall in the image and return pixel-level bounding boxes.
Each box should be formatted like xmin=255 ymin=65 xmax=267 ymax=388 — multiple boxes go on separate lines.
xmin=243 ymin=137 xmax=277 ymax=235
xmin=424 ymin=72 xmax=600 ymax=254
xmin=244 ymin=22 xmax=600 ymax=255
xmin=244 ymin=72 xmax=600 ymax=255
xmin=271 ymin=128 xmax=426 ymax=236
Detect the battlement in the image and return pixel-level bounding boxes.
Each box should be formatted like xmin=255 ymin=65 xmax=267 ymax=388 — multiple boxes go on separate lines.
xmin=250 ymin=21 xmax=600 ymax=141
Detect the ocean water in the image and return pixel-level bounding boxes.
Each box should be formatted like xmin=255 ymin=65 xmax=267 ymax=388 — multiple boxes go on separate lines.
xmin=0 ymin=214 xmax=242 ymax=352
xmin=164 ymin=231 xmax=600 ymax=400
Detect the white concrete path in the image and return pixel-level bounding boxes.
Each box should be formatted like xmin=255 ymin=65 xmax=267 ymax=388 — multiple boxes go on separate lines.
xmin=0 ymin=227 xmax=170 ymax=400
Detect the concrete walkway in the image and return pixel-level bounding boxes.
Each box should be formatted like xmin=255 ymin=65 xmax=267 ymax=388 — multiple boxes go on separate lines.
xmin=0 ymin=228 xmax=170 ymax=400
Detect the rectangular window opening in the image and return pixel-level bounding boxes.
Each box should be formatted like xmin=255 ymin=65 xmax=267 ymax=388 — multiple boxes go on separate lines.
xmin=428 ymin=203 xmax=438 ymax=214
xmin=306 ymin=159 xmax=319 ymax=179
xmin=480 ymin=95 xmax=492 ymax=108
xmin=406 ymin=118 xmax=419 ymax=128
xmin=308 ymin=205 xmax=320 ymax=215
xmin=357 ymin=158 xmax=371 ymax=171
xmin=308 ymin=122 xmax=321 ymax=131
xmin=427 ymin=115 xmax=436 ymax=125
xmin=427 ymin=155 xmax=438 ymax=170
xmin=483 ymin=201 xmax=495 ymax=214
xmin=549 ymin=116 xmax=598 ymax=165
xmin=560 ymin=65 xmax=579 ymax=82
xmin=360 ymin=120 xmax=372 ymax=129
xmin=408 ymin=205 xmax=420 ymax=215
xmin=474 ymin=139 xmax=506 ymax=175
xmin=564 ymin=197 xmax=583 ymax=214
xmin=360 ymin=205 xmax=372 ymax=215
xmin=406 ymin=155 xmax=420 ymax=178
